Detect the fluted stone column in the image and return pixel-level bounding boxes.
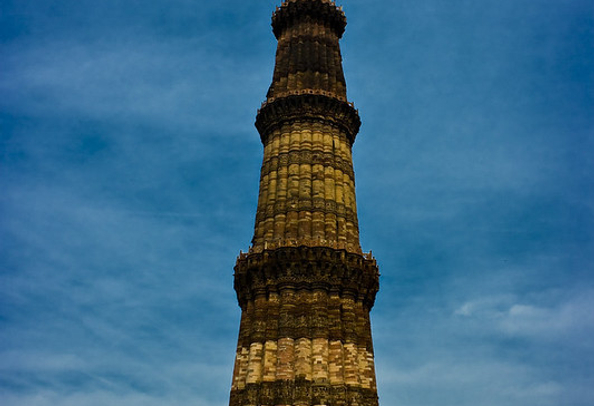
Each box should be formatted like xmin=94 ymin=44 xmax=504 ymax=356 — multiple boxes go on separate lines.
xmin=230 ymin=2 xmax=380 ymax=405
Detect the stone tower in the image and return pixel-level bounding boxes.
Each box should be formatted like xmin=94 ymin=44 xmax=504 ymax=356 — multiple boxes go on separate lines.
xmin=230 ymin=1 xmax=380 ymax=405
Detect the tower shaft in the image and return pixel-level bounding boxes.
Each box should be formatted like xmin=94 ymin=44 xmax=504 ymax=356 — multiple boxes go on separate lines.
xmin=230 ymin=2 xmax=380 ymax=405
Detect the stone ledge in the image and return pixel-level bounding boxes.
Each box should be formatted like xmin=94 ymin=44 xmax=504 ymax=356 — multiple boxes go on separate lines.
xmin=234 ymin=246 xmax=379 ymax=310
xmin=256 ymin=94 xmax=361 ymax=146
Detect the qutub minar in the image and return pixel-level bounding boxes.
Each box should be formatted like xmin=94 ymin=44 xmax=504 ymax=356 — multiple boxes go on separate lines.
xmin=230 ymin=1 xmax=380 ymax=405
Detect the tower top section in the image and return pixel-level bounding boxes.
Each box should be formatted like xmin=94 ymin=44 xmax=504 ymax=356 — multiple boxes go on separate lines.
xmin=263 ymin=0 xmax=352 ymax=107
xmin=272 ymin=0 xmax=347 ymax=39
xmin=250 ymin=0 xmax=365 ymax=254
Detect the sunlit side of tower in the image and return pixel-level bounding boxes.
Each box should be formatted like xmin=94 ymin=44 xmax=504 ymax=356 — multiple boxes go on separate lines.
xmin=230 ymin=1 xmax=380 ymax=405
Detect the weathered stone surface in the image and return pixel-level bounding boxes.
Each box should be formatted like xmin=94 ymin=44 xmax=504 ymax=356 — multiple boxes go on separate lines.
xmin=229 ymin=1 xmax=380 ymax=405
xmin=251 ymin=117 xmax=361 ymax=253
xmin=234 ymin=247 xmax=379 ymax=312
xmin=230 ymin=381 xmax=379 ymax=406
xmin=269 ymin=0 xmax=349 ymax=100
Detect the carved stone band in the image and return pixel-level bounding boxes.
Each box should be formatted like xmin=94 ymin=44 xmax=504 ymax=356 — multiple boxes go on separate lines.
xmin=230 ymin=381 xmax=379 ymax=406
xmin=256 ymin=94 xmax=361 ymax=145
xmin=260 ymin=150 xmax=356 ymax=182
xmin=234 ymin=293 xmax=375 ymax=347
xmin=255 ymin=199 xmax=358 ymax=224
xmin=234 ymin=246 xmax=379 ymax=310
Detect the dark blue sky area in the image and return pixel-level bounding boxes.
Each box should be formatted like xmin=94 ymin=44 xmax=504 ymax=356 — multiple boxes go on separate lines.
xmin=1 ymin=1 xmax=593 ymax=405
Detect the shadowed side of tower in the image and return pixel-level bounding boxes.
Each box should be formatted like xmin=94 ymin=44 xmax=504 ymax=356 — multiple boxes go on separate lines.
xmin=230 ymin=1 xmax=380 ymax=405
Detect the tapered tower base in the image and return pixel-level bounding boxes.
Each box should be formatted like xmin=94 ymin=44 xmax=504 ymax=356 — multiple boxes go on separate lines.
xmin=231 ymin=247 xmax=379 ymax=406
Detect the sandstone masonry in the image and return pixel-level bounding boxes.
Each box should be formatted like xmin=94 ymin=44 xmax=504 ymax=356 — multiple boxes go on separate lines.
xmin=229 ymin=2 xmax=381 ymax=405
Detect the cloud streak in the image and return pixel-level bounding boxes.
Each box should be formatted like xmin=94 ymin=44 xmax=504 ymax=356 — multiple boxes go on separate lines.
xmin=1 ymin=0 xmax=593 ymax=405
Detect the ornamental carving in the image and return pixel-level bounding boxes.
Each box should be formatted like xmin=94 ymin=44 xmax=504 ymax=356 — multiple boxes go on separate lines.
xmin=234 ymin=246 xmax=379 ymax=310
xmin=254 ymin=199 xmax=358 ymax=224
xmin=256 ymin=94 xmax=361 ymax=145
xmin=230 ymin=1 xmax=381 ymax=405
xmin=260 ymin=150 xmax=356 ymax=182
xmin=230 ymin=381 xmax=379 ymax=406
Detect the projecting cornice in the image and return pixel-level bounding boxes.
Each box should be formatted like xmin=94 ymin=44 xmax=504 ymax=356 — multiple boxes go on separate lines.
xmin=255 ymin=93 xmax=361 ymax=145
xmin=234 ymin=246 xmax=379 ymax=311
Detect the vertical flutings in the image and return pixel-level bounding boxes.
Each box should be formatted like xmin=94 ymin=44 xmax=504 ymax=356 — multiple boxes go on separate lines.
xmin=230 ymin=2 xmax=380 ymax=405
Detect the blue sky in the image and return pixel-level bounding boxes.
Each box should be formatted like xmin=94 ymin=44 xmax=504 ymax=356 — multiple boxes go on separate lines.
xmin=1 ymin=1 xmax=593 ymax=405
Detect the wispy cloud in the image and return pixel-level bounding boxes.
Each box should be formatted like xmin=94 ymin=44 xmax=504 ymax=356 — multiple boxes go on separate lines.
xmin=1 ymin=0 xmax=593 ymax=406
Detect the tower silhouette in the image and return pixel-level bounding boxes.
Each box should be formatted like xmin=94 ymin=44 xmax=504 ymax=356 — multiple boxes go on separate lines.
xmin=230 ymin=1 xmax=380 ymax=405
